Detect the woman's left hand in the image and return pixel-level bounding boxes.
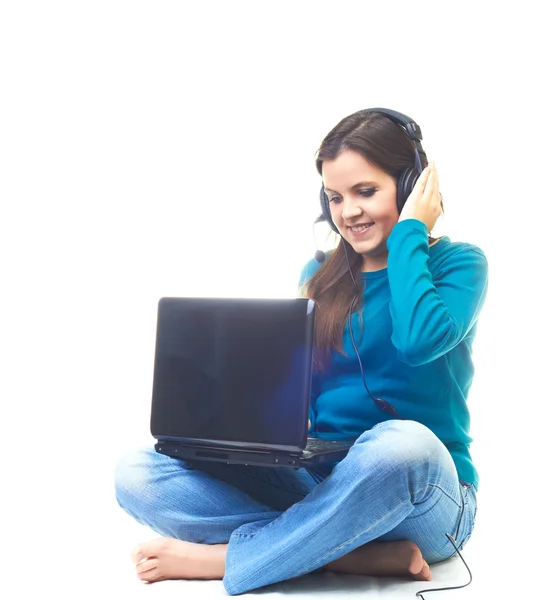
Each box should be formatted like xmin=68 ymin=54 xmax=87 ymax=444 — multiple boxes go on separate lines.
xmin=398 ymin=162 xmax=442 ymax=232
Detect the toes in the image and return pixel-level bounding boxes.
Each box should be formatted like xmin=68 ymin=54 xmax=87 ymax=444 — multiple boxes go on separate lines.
xmin=131 ymin=537 xmax=172 ymax=563
xmin=412 ymin=561 xmax=432 ymax=582
xmin=131 ymin=546 xmax=143 ymax=564
xmin=138 ymin=566 xmax=160 ymax=582
xmin=137 ymin=558 xmax=158 ymax=575
xmin=143 ymin=574 xmax=166 ymax=584
xmin=407 ymin=547 xmax=424 ymax=575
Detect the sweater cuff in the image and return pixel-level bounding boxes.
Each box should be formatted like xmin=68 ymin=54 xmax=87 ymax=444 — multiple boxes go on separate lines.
xmin=387 ymin=219 xmax=428 ymax=249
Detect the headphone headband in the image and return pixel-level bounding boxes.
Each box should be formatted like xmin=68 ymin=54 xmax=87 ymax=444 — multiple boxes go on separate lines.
xmin=365 ymin=107 xmax=423 ymax=141
xmin=363 ymin=107 xmax=424 ymax=172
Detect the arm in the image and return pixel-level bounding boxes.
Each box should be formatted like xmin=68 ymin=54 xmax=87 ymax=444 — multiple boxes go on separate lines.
xmin=386 ymin=219 xmax=488 ymax=366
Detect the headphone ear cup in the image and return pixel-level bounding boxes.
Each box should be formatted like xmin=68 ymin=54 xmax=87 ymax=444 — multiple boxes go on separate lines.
xmin=319 ymin=185 xmax=339 ymax=233
xmin=397 ymin=168 xmax=420 ymax=213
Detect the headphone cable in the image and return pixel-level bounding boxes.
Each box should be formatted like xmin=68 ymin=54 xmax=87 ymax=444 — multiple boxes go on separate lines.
xmin=415 ymin=533 xmax=473 ymax=599
xmin=342 ymin=240 xmax=404 ymax=419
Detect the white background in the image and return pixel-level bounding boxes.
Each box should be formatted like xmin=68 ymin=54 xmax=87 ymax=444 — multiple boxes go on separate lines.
xmin=1 ymin=1 xmax=546 ymax=598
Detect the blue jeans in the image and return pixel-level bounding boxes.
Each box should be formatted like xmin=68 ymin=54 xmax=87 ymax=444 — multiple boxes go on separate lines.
xmin=114 ymin=420 xmax=477 ymax=596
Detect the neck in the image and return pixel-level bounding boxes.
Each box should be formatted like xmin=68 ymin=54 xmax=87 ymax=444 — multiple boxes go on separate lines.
xmin=361 ymin=254 xmax=388 ymax=273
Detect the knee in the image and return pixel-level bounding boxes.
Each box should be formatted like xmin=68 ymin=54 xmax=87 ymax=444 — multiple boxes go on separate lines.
xmin=114 ymin=447 xmax=156 ymax=508
xmin=355 ymin=420 xmax=445 ymax=468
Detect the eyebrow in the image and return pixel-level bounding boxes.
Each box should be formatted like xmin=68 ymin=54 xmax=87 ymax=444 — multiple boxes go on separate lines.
xmin=323 ymin=181 xmax=379 ymax=193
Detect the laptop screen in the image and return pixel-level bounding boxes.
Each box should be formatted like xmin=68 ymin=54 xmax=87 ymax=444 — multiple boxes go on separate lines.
xmin=150 ymin=297 xmax=315 ymax=446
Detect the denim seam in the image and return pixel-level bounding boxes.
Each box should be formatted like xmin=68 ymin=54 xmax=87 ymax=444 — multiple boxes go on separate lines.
xmin=427 ymin=483 xmax=463 ymax=509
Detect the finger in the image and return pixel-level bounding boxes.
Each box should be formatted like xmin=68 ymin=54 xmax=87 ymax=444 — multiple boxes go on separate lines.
xmin=419 ymin=165 xmax=430 ymax=181
xmin=429 ymin=161 xmax=438 ymax=182
xmin=424 ymin=163 xmax=435 ymax=191
xmin=407 ymin=166 xmax=430 ymax=203
xmin=430 ymin=166 xmax=441 ymax=205
xmin=424 ymin=164 xmax=439 ymax=202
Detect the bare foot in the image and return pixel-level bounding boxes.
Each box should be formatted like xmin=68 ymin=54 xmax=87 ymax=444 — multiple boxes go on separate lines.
xmin=131 ymin=537 xmax=228 ymax=583
xmin=322 ymin=540 xmax=432 ymax=581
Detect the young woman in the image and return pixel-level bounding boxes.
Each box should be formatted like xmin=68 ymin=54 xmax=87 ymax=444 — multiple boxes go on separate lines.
xmin=115 ymin=108 xmax=488 ymax=596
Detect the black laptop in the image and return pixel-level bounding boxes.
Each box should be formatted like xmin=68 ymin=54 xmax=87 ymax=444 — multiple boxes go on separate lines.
xmin=150 ymin=296 xmax=356 ymax=468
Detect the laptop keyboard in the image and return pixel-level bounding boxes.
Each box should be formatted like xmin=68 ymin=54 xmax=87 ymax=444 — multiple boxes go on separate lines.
xmin=305 ymin=438 xmax=355 ymax=452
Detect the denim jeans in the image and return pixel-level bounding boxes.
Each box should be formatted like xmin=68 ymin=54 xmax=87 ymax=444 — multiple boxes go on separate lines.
xmin=114 ymin=419 xmax=477 ymax=596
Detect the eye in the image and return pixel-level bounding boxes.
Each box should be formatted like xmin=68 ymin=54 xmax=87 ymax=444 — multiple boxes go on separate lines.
xmin=329 ymin=188 xmax=377 ymax=203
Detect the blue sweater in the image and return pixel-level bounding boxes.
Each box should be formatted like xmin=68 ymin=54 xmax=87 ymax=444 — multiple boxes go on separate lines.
xmin=299 ymin=219 xmax=488 ymax=489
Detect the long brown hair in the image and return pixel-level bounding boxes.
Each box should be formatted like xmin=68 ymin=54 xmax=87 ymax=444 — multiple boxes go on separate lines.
xmin=300 ymin=109 xmax=429 ymax=373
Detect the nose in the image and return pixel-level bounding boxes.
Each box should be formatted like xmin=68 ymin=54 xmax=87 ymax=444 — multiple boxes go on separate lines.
xmin=340 ymin=196 xmax=363 ymax=221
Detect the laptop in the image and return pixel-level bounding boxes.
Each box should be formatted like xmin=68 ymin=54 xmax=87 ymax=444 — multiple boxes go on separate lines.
xmin=150 ymin=296 xmax=356 ymax=468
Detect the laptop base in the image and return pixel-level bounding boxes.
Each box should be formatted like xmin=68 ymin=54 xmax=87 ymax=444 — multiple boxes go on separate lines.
xmin=155 ymin=439 xmax=354 ymax=468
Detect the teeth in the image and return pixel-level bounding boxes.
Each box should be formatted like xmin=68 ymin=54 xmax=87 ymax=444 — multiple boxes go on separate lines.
xmin=351 ymin=224 xmax=373 ymax=232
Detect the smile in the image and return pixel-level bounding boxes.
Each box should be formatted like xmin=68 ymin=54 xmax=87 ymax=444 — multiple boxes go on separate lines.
xmin=348 ymin=223 xmax=375 ymax=236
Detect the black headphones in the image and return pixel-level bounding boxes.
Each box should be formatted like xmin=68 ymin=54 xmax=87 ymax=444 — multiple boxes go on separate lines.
xmin=318 ymin=107 xmax=426 ymax=234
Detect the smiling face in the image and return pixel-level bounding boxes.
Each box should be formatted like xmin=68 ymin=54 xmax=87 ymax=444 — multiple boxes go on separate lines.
xmin=322 ymin=149 xmax=400 ymax=272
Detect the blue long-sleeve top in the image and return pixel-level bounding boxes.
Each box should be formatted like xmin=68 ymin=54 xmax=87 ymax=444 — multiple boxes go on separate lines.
xmin=299 ymin=219 xmax=489 ymax=489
